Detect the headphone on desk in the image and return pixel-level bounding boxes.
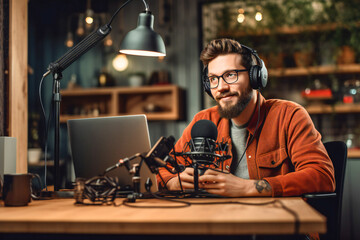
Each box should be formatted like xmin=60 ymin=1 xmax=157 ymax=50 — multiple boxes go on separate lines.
xmin=202 ymin=44 xmax=268 ymax=99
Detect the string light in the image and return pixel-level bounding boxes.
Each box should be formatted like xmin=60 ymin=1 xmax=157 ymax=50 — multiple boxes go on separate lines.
xmin=65 ymin=1 xmax=110 ymax=47
xmin=104 ymin=35 xmax=113 ymax=47
xmin=65 ymin=32 xmax=74 ymax=48
xmin=76 ymin=14 xmax=85 ymax=36
xmin=255 ymin=12 xmax=262 ymax=21
xmin=85 ymin=9 xmax=94 ymax=25
xmin=237 ymin=8 xmax=245 ymax=23
xmin=255 ymin=5 xmax=263 ymax=22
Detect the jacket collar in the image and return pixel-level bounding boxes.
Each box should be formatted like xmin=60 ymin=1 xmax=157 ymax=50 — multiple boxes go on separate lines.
xmin=246 ymin=92 xmax=266 ymax=136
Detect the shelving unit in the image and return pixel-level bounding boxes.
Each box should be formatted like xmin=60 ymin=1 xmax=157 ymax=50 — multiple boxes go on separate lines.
xmin=60 ymin=85 xmax=185 ymax=122
xmin=268 ymin=64 xmax=360 ymax=115
xmin=267 ymin=64 xmax=360 ymax=158
xmin=251 ymin=24 xmax=360 ymax=157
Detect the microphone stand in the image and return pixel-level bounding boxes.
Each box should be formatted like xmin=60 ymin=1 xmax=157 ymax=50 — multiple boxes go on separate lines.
xmin=42 ymin=0 xmax=155 ymax=192
xmin=103 ymin=153 xmax=151 ymax=203
xmin=193 ymin=163 xmax=200 ymax=192
xmin=53 ymin=72 xmax=62 ymax=191
xmin=126 ymin=163 xmax=142 ymax=202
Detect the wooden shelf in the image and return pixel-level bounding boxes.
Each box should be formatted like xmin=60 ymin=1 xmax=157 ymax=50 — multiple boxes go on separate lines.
xmin=305 ymin=103 xmax=360 ymax=114
xmin=348 ymin=149 xmax=360 ymax=158
xmin=60 ymin=85 xmax=185 ymax=123
xmin=268 ymin=64 xmax=360 ymax=78
xmin=220 ymin=22 xmax=360 ymax=37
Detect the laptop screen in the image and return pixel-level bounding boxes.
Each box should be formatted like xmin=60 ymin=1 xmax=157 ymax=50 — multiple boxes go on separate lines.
xmin=67 ymin=115 xmax=157 ymax=193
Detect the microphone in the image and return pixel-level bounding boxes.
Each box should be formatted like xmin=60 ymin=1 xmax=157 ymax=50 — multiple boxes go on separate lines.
xmin=143 ymin=136 xmax=176 ymax=173
xmin=190 ymin=120 xmax=218 ymax=164
xmin=103 ymin=136 xmax=181 ymax=175
xmin=174 ymin=119 xmax=231 ymax=171
xmin=103 ymin=153 xmax=140 ymax=175
xmin=43 ymin=25 xmax=111 ymax=77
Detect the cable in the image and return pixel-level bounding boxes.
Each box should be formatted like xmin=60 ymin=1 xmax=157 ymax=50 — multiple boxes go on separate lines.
xmin=122 ymin=192 xmax=277 ymax=208
xmin=234 ymin=90 xmax=261 ymax=171
xmin=122 ymin=192 xmax=191 ymax=208
xmin=39 ymin=75 xmax=53 ymax=191
xmin=107 ymin=0 xmax=134 ymax=26
xmin=157 ymin=172 xmax=169 ymax=191
xmin=275 ymin=199 xmax=300 ymax=234
xmin=142 ymin=0 xmax=149 ymax=11
xmin=190 ymin=199 xmax=277 ymax=206
xmin=74 ymin=176 xmax=120 ymax=205
xmin=177 ymin=171 xmax=183 ymax=192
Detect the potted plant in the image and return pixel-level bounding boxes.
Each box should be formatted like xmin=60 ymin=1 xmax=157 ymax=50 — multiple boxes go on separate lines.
xmin=327 ymin=0 xmax=360 ymax=64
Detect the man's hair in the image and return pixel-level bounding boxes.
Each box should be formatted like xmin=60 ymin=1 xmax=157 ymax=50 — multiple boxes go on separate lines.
xmin=200 ymin=38 xmax=254 ymax=69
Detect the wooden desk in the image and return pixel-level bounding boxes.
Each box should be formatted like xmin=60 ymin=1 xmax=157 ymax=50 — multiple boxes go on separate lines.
xmin=0 ymin=197 xmax=325 ymax=235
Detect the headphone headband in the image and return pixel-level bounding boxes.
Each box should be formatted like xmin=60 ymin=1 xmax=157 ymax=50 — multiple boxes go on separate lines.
xmin=240 ymin=44 xmax=262 ymax=66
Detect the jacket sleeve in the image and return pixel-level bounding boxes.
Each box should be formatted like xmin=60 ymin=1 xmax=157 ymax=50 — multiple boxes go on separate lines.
xmin=263 ymin=106 xmax=335 ymax=197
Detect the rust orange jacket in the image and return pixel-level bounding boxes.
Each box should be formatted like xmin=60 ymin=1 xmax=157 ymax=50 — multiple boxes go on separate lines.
xmin=157 ymin=94 xmax=335 ymax=197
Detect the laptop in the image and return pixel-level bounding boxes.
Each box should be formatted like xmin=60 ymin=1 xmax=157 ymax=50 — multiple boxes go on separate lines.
xmin=67 ymin=115 xmax=158 ymax=193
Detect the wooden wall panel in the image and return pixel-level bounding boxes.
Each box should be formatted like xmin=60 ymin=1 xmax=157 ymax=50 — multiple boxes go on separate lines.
xmin=9 ymin=0 xmax=27 ymax=173
xmin=0 ymin=0 xmax=4 ymax=136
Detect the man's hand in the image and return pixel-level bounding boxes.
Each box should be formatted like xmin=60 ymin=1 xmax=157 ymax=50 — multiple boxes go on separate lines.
xmin=166 ymin=167 xmax=195 ymax=191
xmin=198 ymin=169 xmax=272 ymax=197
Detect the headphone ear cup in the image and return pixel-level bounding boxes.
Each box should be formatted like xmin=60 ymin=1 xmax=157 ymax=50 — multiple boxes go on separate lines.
xmin=259 ymin=59 xmax=268 ymax=89
xmin=249 ymin=64 xmax=267 ymax=90
xmin=203 ymin=67 xmax=214 ymax=99
xmin=249 ymin=65 xmax=259 ymax=89
xmin=203 ymin=78 xmax=213 ymax=98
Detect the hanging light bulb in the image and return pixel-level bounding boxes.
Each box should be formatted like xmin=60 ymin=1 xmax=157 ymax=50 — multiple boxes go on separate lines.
xmin=255 ymin=5 xmax=263 ymax=22
xmin=112 ymin=54 xmax=129 ymax=72
xmin=85 ymin=9 xmax=94 ymax=25
xmin=255 ymin=12 xmax=263 ymax=21
xmin=237 ymin=8 xmax=245 ymax=23
xmin=76 ymin=14 xmax=85 ymax=36
xmin=104 ymin=35 xmax=113 ymax=47
xmin=85 ymin=0 xmax=94 ymax=25
xmin=65 ymin=32 xmax=74 ymax=48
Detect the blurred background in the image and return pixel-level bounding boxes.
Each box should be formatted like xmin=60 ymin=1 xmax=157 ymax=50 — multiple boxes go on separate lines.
xmin=1 ymin=0 xmax=360 ymax=238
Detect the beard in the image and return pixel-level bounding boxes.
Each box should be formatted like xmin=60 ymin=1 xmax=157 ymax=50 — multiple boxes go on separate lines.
xmin=216 ymin=85 xmax=253 ymax=119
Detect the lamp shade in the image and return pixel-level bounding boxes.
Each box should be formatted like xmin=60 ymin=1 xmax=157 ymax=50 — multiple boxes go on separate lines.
xmin=120 ymin=12 xmax=166 ymax=57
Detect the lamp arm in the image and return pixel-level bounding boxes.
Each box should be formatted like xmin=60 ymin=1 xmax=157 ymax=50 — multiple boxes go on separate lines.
xmin=43 ymin=0 xmax=149 ymax=77
xmin=44 ymin=25 xmax=112 ymax=77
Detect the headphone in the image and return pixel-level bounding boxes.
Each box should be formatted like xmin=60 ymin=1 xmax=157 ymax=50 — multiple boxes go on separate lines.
xmin=202 ymin=44 xmax=268 ymax=99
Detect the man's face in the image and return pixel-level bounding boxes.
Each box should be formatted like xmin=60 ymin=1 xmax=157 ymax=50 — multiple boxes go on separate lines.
xmin=209 ymin=53 xmax=253 ymax=119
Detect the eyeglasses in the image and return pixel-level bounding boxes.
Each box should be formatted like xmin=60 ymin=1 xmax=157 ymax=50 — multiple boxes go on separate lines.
xmin=205 ymin=69 xmax=249 ymax=89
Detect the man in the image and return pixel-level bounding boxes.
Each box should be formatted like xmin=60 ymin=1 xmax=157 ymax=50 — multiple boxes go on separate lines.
xmin=158 ymin=38 xmax=335 ymax=197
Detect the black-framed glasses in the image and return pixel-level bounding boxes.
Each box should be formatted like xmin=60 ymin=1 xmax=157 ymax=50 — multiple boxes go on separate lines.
xmin=206 ymin=69 xmax=249 ymax=89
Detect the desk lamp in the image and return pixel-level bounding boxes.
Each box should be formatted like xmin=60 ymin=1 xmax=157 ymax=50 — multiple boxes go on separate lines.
xmin=42 ymin=0 xmax=166 ymax=192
